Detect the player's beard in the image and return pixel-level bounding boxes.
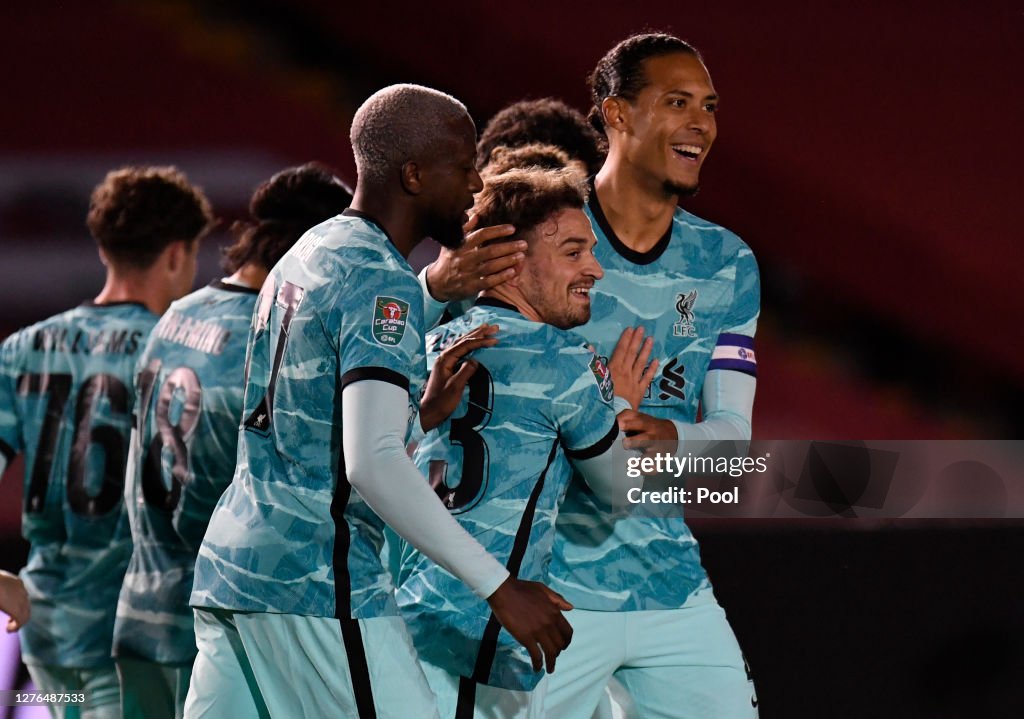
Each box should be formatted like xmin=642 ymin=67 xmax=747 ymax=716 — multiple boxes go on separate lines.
xmin=427 ymin=212 xmax=466 ymax=249
xmin=663 ymin=179 xmax=700 ymax=198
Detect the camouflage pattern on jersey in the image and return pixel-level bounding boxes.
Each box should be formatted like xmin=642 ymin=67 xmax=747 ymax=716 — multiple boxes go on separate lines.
xmin=0 ymin=303 xmax=157 ymax=667
xmin=397 ymin=300 xmax=619 ymax=691
xmin=113 ymin=281 xmax=259 ymax=664
xmin=191 ymin=210 xmax=425 ymax=620
xmin=549 ymin=197 xmax=760 ymax=612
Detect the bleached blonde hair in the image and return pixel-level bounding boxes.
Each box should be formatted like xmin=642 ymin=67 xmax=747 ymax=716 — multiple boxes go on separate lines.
xmin=350 ymin=83 xmax=470 ymax=186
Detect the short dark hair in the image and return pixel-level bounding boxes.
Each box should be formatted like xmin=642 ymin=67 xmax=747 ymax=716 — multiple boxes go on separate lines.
xmin=588 ymin=33 xmax=700 ymax=135
xmin=87 ymin=166 xmax=213 ymax=269
xmin=476 ymin=98 xmax=605 ymax=176
xmin=222 ymin=163 xmax=353 ymax=273
xmin=473 ymin=168 xmax=588 ymax=242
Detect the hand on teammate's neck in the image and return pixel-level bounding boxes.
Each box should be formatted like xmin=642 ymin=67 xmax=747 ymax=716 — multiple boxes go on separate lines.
xmin=594 ymin=161 xmax=677 ymax=254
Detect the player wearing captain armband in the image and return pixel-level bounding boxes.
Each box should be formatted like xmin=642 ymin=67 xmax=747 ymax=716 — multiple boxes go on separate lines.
xmin=0 ymin=167 xmax=213 ymax=719
xmin=185 ymin=85 xmax=577 ymax=719
xmin=113 ymin=164 xmax=352 ymax=719
xmin=544 ymin=33 xmax=761 ymax=719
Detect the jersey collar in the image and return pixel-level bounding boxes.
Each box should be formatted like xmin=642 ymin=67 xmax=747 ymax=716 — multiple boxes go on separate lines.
xmin=587 ymin=178 xmax=673 ymax=266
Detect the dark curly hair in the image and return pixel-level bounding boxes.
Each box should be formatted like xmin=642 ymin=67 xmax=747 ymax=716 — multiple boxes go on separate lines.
xmin=222 ymin=163 xmax=353 ymax=273
xmin=473 ymin=167 xmax=588 ymax=243
xmin=87 ymin=166 xmax=213 ymax=269
xmin=588 ymin=33 xmax=700 ymax=135
xmin=476 ymin=98 xmax=606 ymax=176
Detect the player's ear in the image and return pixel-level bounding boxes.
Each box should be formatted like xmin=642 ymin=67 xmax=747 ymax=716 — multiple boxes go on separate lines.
xmin=602 ymin=97 xmax=629 ymax=134
xmin=400 ymin=161 xmax=423 ymax=195
xmin=163 ymin=239 xmax=188 ymax=273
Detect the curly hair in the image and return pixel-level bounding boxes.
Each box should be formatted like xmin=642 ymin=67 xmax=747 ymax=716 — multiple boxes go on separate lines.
xmin=472 ymin=167 xmax=588 ymax=243
xmin=222 ymin=163 xmax=353 ymax=273
xmin=588 ymin=33 xmax=700 ymax=135
xmin=87 ymin=166 xmax=213 ymax=269
xmin=476 ymin=98 xmax=605 ymax=176
xmin=482 ymin=143 xmax=585 ymax=179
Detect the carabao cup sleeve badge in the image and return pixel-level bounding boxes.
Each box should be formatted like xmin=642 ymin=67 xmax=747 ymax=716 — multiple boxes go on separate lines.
xmin=588 ymin=352 xmax=615 ymax=403
xmin=372 ymin=296 xmax=411 ymax=346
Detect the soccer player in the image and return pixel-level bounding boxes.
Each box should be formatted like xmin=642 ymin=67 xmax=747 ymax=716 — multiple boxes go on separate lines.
xmin=397 ymin=167 xmax=653 ymax=718
xmin=544 ymin=34 xmax=761 ymax=719
xmin=112 ymin=164 xmax=352 ymax=719
xmin=186 ymin=84 xmax=575 ymax=719
xmin=0 ymin=167 xmax=213 ymax=719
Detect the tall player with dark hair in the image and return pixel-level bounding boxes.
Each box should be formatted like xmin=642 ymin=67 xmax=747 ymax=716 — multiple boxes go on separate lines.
xmin=0 ymin=167 xmax=213 ymax=718
xmin=545 ymin=33 xmax=761 ymax=719
xmin=186 ymin=85 xmax=574 ymax=719
xmin=113 ymin=164 xmax=352 ymax=719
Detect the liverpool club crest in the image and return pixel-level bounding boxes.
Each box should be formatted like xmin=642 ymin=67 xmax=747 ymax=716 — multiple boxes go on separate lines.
xmin=673 ymin=290 xmax=698 ymax=337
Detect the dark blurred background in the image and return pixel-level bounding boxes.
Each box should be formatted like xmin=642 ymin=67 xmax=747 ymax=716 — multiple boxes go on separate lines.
xmin=0 ymin=2 xmax=1021 ymax=717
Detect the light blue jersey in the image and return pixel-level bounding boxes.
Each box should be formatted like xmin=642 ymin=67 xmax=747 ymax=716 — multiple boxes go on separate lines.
xmin=0 ymin=302 xmax=157 ymax=667
xmin=397 ymin=300 xmax=619 ymax=691
xmin=549 ymin=192 xmax=760 ymax=612
xmin=191 ymin=209 xmax=425 ymax=620
xmin=113 ymin=281 xmax=259 ymax=665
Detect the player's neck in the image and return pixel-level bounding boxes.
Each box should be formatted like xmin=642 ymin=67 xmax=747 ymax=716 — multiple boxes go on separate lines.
xmin=594 ymin=160 xmax=676 ymax=253
xmin=226 ymin=264 xmax=268 ymax=290
xmin=350 ymin=190 xmax=420 ymax=259
xmin=93 ymin=269 xmax=171 ymax=316
xmin=479 ymin=287 xmax=542 ymax=323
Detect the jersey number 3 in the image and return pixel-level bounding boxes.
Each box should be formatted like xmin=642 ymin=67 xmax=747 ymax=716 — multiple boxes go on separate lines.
xmin=428 ymin=364 xmax=493 ymax=514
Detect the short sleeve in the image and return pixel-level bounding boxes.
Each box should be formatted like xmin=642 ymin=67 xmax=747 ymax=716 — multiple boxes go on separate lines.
xmin=554 ymin=345 xmax=619 ymax=459
xmin=709 ymin=240 xmax=760 ymax=377
xmin=338 ymin=267 xmax=426 ymax=393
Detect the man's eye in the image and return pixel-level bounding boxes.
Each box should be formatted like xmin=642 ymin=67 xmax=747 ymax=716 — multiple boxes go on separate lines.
xmin=704 ymin=103 xmax=718 ymax=113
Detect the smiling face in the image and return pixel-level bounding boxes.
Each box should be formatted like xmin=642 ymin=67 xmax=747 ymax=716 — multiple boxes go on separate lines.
xmin=616 ymin=52 xmax=718 ymax=197
xmin=420 ymin=114 xmax=483 ymax=248
xmin=516 ymin=207 xmax=603 ymax=329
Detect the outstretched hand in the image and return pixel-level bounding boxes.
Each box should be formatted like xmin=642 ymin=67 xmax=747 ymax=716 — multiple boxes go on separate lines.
xmin=419 ymin=324 xmax=499 ymax=432
xmin=424 ymin=215 xmax=526 ymax=302
xmin=607 ymin=326 xmax=659 ymax=410
xmin=486 ymin=576 xmax=574 ymax=674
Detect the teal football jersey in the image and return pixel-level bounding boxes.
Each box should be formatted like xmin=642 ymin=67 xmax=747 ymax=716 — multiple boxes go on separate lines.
xmin=397 ymin=300 xmax=619 ymax=691
xmin=0 ymin=302 xmax=157 ymax=666
xmin=549 ymin=192 xmax=760 ymax=612
xmin=113 ymin=281 xmax=259 ymax=664
xmin=191 ymin=210 xmax=425 ymax=620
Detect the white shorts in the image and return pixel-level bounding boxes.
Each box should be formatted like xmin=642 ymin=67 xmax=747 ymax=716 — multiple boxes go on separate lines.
xmin=419 ymin=660 xmax=546 ymax=719
xmin=184 ymin=609 xmax=439 ymax=719
xmin=545 ymin=589 xmax=758 ymax=719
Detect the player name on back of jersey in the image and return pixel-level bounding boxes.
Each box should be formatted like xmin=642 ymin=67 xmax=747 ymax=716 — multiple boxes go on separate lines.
xmin=32 ymin=326 xmax=144 ymax=356
xmin=153 ymin=311 xmax=231 ymax=355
